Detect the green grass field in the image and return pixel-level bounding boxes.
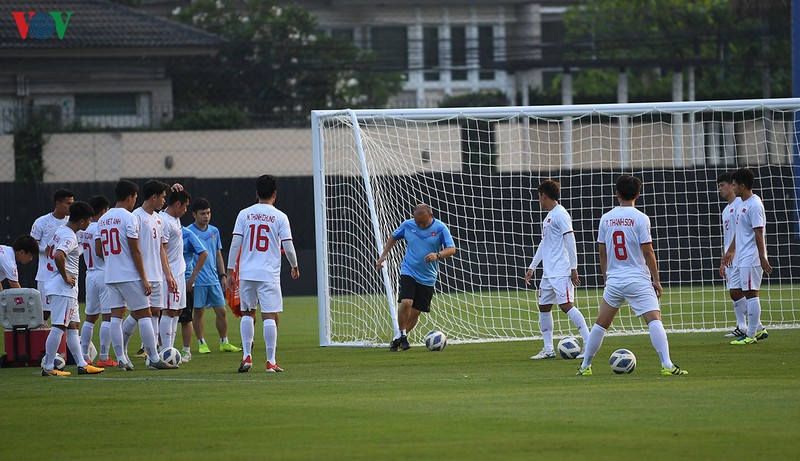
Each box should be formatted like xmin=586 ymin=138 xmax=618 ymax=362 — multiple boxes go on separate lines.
xmin=1 ymin=296 xmax=798 ymax=461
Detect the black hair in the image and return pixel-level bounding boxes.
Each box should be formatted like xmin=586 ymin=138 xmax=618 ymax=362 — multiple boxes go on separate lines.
xmin=168 ymin=189 xmax=192 ymax=206
xmin=12 ymin=235 xmax=38 ymax=255
xmin=538 ymin=179 xmax=561 ymax=201
xmin=615 ymin=175 xmax=642 ymax=201
xmin=88 ymin=195 xmax=110 ymax=216
xmin=732 ymin=168 xmax=755 ymax=190
xmin=53 ymin=189 xmax=75 ymax=203
xmin=191 ymin=197 xmax=211 ymax=213
xmin=68 ymin=201 xmax=95 ymax=222
xmin=114 ymin=180 xmax=139 ymax=202
xmin=716 ymin=172 xmax=734 ymax=184
xmin=142 ymin=180 xmax=170 ymax=202
xmin=256 ymin=175 xmax=277 ymax=200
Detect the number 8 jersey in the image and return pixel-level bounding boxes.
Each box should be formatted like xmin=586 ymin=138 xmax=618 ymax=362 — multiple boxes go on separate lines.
xmin=232 ymin=203 xmax=292 ymax=283
xmin=98 ymin=207 xmax=141 ymax=283
xmin=597 ymin=206 xmax=653 ymax=283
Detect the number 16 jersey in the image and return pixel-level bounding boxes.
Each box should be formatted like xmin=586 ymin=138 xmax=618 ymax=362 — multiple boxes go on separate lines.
xmin=232 ymin=203 xmax=292 ymax=283
xmin=98 ymin=207 xmax=141 ymax=283
xmin=597 ymin=206 xmax=653 ymax=283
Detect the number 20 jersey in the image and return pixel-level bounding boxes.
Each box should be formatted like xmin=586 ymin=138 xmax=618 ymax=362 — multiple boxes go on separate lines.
xmin=232 ymin=203 xmax=292 ymax=284
xmin=98 ymin=207 xmax=141 ymax=284
xmin=597 ymin=206 xmax=653 ymax=283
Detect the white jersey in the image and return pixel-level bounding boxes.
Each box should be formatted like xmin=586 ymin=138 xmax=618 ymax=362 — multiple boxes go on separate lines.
xmin=160 ymin=211 xmax=185 ymax=277
xmin=232 ymin=203 xmax=292 ymax=283
xmin=733 ymin=194 xmax=767 ymax=267
xmin=31 ymin=213 xmax=68 ymax=282
xmin=133 ymin=207 xmax=166 ymax=282
xmin=721 ymin=197 xmax=741 ymax=254
xmin=43 ymin=225 xmax=80 ymax=298
xmin=597 ymin=206 xmax=652 ymax=283
xmin=79 ymin=222 xmax=104 ymax=272
xmin=536 ymin=204 xmax=574 ymax=279
xmin=98 ymin=207 xmax=140 ymax=284
xmin=0 ymin=245 xmax=18 ymax=283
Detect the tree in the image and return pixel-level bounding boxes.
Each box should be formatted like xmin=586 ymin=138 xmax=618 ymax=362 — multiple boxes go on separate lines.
xmin=560 ymin=0 xmax=790 ymax=101
xmin=170 ymin=0 xmax=403 ymax=126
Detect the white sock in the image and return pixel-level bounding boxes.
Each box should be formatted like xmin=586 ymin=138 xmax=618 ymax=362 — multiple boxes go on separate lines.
xmin=66 ymin=328 xmax=88 ymax=368
xmin=171 ymin=317 xmax=180 ymax=349
xmin=182 ymin=346 xmax=191 ymax=353
xmin=746 ymin=297 xmax=762 ymax=338
xmin=138 ymin=318 xmax=160 ymax=363
xmin=43 ymin=327 xmax=64 ymax=370
xmin=80 ymin=321 xmax=95 ymax=358
xmin=241 ymin=316 xmax=254 ymax=359
xmin=110 ymin=317 xmax=128 ymax=363
xmin=99 ymin=320 xmax=111 ymax=361
xmin=566 ymin=307 xmax=590 ymax=344
xmin=539 ymin=311 xmax=554 ymax=351
xmin=648 ymin=320 xmax=674 ymax=369
xmin=159 ymin=315 xmax=173 ymax=352
xmin=581 ymin=324 xmax=607 ymax=369
xmin=733 ymin=297 xmax=748 ymax=331
xmin=221 ymin=337 xmax=229 ymax=344
xmin=151 ymin=315 xmax=160 ymax=347
xmin=122 ymin=315 xmax=138 ymax=352
xmin=263 ymin=318 xmax=277 ymax=364
xmin=400 ymin=329 xmax=407 ymax=337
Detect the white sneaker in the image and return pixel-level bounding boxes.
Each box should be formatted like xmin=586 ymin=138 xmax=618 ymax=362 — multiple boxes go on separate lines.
xmin=724 ymin=327 xmax=747 ymax=338
xmin=530 ymin=348 xmax=556 ymax=360
xmin=181 ymin=351 xmax=192 ymax=363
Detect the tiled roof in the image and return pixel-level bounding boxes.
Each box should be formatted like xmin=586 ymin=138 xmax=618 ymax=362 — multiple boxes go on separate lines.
xmin=0 ymin=0 xmax=223 ymax=49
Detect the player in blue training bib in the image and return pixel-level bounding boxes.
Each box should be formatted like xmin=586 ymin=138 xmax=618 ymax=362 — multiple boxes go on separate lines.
xmin=376 ymin=203 xmax=456 ymax=352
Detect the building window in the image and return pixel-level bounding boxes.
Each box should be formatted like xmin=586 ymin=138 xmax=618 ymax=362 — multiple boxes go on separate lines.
xmin=75 ymin=93 xmax=137 ymax=116
xmin=331 ymin=28 xmax=354 ymax=44
xmin=370 ymin=26 xmax=408 ymax=72
xmin=451 ymin=26 xmax=467 ymax=81
xmin=478 ymin=26 xmax=495 ymax=81
xmin=423 ymin=26 xmax=440 ymax=81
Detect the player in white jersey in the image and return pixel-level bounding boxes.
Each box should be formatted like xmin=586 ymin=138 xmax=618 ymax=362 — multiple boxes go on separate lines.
xmin=226 ymin=175 xmax=299 ymax=373
xmin=97 ymin=180 xmax=176 ymax=371
xmin=0 ymin=236 xmax=37 ymax=290
xmin=31 ymin=189 xmax=73 ymax=318
xmin=127 ymin=180 xmax=176 ymax=359
xmin=577 ymin=175 xmax=687 ymax=376
xmin=41 ymin=202 xmax=105 ymax=376
xmin=159 ymin=189 xmax=192 ymax=351
xmin=78 ymin=195 xmax=117 ymax=367
xmin=716 ymin=172 xmax=750 ymax=338
xmin=722 ymin=168 xmax=772 ymax=345
xmin=524 ymin=180 xmax=590 ymax=360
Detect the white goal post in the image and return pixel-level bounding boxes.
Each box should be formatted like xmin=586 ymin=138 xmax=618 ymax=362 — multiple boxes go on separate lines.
xmin=312 ymin=99 xmax=800 ymax=347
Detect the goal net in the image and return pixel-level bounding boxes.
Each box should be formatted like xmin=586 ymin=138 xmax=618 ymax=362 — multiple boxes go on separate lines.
xmin=312 ymin=99 xmax=800 ymax=347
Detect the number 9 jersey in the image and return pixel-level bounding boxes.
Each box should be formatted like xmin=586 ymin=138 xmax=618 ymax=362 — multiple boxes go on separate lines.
xmin=97 ymin=207 xmax=141 ymax=283
xmin=597 ymin=206 xmax=653 ymax=283
xmin=232 ymin=203 xmax=292 ymax=283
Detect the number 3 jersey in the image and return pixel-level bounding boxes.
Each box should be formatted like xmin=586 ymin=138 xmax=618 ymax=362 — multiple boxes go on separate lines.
xmin=597 ymin=206 xmax=653 ymax=283
xmin=98 ymin=207 xmax=140 ymax=284
xmin=232 ymin=203 xmax=292 ymax=283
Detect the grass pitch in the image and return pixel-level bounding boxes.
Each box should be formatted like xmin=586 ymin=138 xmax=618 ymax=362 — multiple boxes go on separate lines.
xmin=0 ymin=296 xmax=798 ymax=461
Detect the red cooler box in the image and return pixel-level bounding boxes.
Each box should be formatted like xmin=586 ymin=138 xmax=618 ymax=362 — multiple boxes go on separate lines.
xmin=2 ymin=328 xmax=67 ymax=367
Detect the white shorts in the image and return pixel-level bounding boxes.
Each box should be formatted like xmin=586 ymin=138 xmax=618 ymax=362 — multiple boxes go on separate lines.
xmin=729 ymin=266 xmax=763 ymax=291
xmin=240 ymin=280 xmax=283 ymax=314
xmin=602 ymin=279 xmax=660 ymax=317
xmin=164 ymin=277 xmax=186 ymax=311
xmin=38 ymin=281 xmax=49 ymax=312
xmin=148 ymin=281 xmax=165 ymax=309
xmin=85 ymin=271 xmax=111 ymax=315
xmin=47 ymin=295 xmax=80 ymax=326
xmin=538 ymin=276 xmax=575 ymax=306
xmin=106 ymin=281 xmax=148 ymax=311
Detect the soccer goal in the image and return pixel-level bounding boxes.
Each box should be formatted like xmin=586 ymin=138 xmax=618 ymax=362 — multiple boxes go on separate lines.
xmin=312 ymin=99 xmax=800 ymax=347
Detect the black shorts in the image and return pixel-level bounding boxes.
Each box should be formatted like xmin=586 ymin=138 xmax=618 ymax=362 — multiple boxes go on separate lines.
xmin=397 ymin=275 xmax=435 ymax=313
xmin=178 ymin=289 xmax=194 ymax=324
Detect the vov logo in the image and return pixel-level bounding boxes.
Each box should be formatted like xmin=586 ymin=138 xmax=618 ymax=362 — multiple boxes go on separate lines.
xmin=11 ymin=11 xmax=73 ymax=40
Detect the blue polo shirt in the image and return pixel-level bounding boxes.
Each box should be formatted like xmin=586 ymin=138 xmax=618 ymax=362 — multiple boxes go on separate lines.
xmin=187 ymin=223 xmax=222 ymax=287
xmin=182 ymin=226 xmax=207 ymax=281
xmin=392 ymin=218 xmax=455 ymax=287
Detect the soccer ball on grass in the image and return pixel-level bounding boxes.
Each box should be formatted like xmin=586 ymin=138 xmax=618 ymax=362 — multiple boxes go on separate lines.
xmin=557 ymin=336 xmax=582 ymax=359
xmin=424 ymin=330 xmax=447 ymax=351
xmin=609 ymin=349 xmax=636 ymax=374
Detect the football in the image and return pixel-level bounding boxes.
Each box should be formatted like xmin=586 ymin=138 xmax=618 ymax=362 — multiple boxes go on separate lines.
xmin=41 ymin=353 xmax=66 ymax=371
xmin=609 ymin=349 xmax=636 ymax=374
xmin=557 ymin=336 xmax=582 ymax=359
xmin=424 ymin=330 xmax=447 ymax=351
xmin=159 ymin=347 xmax=182 ymax=366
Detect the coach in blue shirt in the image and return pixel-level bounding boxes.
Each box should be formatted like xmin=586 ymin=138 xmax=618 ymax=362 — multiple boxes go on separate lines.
xmin=376 ymin=203 xmax=456 ymax=352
